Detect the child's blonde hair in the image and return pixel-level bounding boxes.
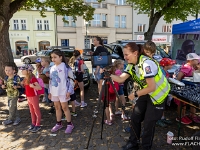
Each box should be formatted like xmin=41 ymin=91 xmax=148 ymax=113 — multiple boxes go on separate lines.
xmin=111 ymin=59 xmax=124 ymax=74
xmin=24 ymin=71 xmax=35 ymax=85
xmin=41 ymin=56 xmax=51 ymax=64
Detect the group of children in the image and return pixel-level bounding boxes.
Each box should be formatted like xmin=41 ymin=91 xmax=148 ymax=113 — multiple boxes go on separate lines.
xmin=0 ymin=49 xmax=88 ymax=133
xmin=1 ymin=41 xmax=200 ymax=136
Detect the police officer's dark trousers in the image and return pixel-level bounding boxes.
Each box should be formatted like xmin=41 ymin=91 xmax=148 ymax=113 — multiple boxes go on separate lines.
xmin=129 ymin=94 xmax=164 ymax=150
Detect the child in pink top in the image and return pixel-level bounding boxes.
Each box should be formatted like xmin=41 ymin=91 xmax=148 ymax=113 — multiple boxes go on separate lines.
xmin=112 ymin=60 xmax=128 ymax=120
xmin=175 ymin=53 xmax=200 ymax=124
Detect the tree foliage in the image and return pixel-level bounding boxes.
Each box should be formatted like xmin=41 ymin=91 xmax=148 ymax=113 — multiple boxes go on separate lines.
xmin=126 ymin=0 xmax=200 ymax=40
xmin=0 ymin=0 xmax=96 ymax=77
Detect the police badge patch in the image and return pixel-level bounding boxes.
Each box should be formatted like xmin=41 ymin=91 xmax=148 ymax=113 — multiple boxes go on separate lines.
xmin=145 ymin=66 xmax=152 ymax=74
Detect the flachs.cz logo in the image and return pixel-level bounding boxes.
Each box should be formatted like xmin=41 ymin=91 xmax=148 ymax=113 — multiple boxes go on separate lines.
xmin=97 ymin=56 xmax=103 ymax=61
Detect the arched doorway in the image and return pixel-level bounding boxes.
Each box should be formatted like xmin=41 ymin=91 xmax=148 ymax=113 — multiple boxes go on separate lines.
xmin=39 ymin=41 xmax=50 ymax=51
xmin=15 ymin=41 xmax=28 ymax=56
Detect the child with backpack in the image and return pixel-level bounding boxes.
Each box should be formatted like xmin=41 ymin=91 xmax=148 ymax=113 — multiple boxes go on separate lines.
xmin=49 ymin=49 xmax=74 ymax=134
xmin=69 ymin=50 xmax=87 ymax=108
xmin=2 ymin=62 xmax=21 ymax=126
xmin=20 ymin=64 xmax=42 ymax=132
xmin=40 ymin=57 xmax=55 ymax=114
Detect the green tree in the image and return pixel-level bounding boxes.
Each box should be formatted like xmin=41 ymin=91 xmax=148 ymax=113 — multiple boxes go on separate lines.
xmin=126 ymin=0 xmax=200 ymax=40
xmin=0 ymin=0 xmax=95 ymax=77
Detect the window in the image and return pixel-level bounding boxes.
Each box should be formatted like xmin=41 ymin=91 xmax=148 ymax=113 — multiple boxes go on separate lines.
xmin=21 ymin=20 xmax=26 ymax=30
xmin=13 ymin=20 xmax=19 ymax=30
xmin=63 ymin=16 xmax=76 ymax=27
xmin=92 ymin=3 xmax=100 ymax=8
xmin=102 ymin=3 xmax=107 ymax=8
xmin=92 ymin=14 xmax=101 ymax=27
xmin=44 ymin=20 xmax=49 ymax=30
xmin=115 ymin=0 xmax=126 ymax=5
xmin=121 ymin=15 xmax=126 ymax=28
xmin=102 ymin=14 xmax=107 ymax=27
xmin=138 ymin=24 xmax=145 ymax=32
xmin=162 ymin=25 xmax=172 ymax=32
xmin=61 ymin=39 xmax=69 ymax=46
xmin=37 ymin=20 xmax=42 ymax=30
xmin=115 ymin=16 xmax=120 ymax=28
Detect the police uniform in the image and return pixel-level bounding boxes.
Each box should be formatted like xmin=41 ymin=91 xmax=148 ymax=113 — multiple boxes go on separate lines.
xmin=123 ymin=55 xmax=170 ymax=150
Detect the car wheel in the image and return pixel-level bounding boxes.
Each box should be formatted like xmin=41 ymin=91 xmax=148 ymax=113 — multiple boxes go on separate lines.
xmin=124 ymin=77 xmax=133 ymax=96
xmin=24 ymin=58 xmax=31 ymax=64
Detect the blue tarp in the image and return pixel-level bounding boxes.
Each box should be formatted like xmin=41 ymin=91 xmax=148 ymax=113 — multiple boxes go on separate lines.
xmin=172 ymin=18 xmax=200 ymax=34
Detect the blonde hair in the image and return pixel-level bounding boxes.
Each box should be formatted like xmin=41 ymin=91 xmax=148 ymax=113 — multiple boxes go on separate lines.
xmin=69 ymin=56 xmax=76 ymax=67
xmin=111 ymin=59 xmax=124 ymax=74
xmin=41 ymin=57 xmax=51 ymax=64
xmin=24 ymin=71 xmax=35 ymax=85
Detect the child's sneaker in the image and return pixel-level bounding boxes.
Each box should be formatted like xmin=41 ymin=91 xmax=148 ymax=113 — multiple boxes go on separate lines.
xmin=176 ymin=116 xmax=192 ymax=125
xmin=80 ymin=102 xmax=87 ymax=108
xmin=190 ymin=116 xmax=200 ymax=123
xmin=28 ymin=124 xmax=35 ymax=131
xmin=70 ymin=112 xmax=77 ymax=117
xmin=75 ymin=101 xmax=81 ymax=107
xmin=18 ymin=98 xmax=26 ymax=102
xmin=104 ymin=120 xmax=112 ymax=126
xmin=156 ymin=120 xmax=167 ymax=127
xmin=51 ymin=124 xmax=63 ymax=132
xmin=115 ymin=111 xmax=122 ymax=115
xmin=121 ymin=114 xmax=130 ymax=120
xmin=31 ymin=126 xmax=41 ymax=133
xmin=161 ymin=119 xmax=172 ymax=125
xmin=2 ymin=119 xmax=13 ymax=125
xmin=65 ymin=124 xmax=74 ymax=134
xmin=13 ymin=117 xmax=21 ymax=126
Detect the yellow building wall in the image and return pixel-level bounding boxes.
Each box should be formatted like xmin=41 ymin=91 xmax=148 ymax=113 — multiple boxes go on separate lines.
xmin=9 ymin=10 xmax=56 ymax=56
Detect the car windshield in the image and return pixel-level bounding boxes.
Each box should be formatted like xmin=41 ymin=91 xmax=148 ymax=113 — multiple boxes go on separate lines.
xmin=37 ymin=51 xmax=47 ymax=56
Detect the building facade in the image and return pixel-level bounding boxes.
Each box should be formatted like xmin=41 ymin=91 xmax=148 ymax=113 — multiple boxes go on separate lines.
xmin=57 ymin=0 xmax=132 ymax=49
xmin=9 ymin=10 xmax=56 ymax=56
xmin=57 ymin=0 xmax=198 ymax=49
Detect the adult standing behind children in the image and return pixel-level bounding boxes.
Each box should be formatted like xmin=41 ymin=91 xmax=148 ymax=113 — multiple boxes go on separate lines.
xmin=92 ymin=36 xmax=109 ymax=94
xmin=69 ymin=50 xmax=87 ymax=108
xmin=2 ymin=62 xmax=21 ymax=126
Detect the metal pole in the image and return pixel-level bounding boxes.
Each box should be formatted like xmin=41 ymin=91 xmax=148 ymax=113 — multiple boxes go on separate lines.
xmin=85 ymin=23 xmax=88 ymax=49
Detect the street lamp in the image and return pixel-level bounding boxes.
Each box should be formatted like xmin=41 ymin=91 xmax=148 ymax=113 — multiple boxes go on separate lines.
xmin=85 ymin=21 xmax=88 ymax=49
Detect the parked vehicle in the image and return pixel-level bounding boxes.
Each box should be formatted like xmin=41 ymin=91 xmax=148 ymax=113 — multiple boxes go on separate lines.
xmin=21 ymin=46 xmax=90 ymax=89
xmin=21 ymin=50 xmax=48 ymax=64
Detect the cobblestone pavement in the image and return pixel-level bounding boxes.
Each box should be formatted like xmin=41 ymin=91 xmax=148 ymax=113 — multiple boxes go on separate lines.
xmin=0 ymin=82 xmax=199 ymax=150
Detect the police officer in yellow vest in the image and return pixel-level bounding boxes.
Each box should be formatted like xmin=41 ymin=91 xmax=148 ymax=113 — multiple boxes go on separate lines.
xmin=110 ymin=42 xmax=170 ymax=150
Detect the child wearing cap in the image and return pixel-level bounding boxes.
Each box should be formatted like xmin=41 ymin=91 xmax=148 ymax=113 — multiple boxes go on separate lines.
xmin=20 ymin=64 xmax=42 ymax=132
xmin=175 ymin=53 xmax=200 ymax=124
xmin=35 ymin=58 xmax=43 ymax=78
xmin=156 ymin=58 xmax=176 ymax=127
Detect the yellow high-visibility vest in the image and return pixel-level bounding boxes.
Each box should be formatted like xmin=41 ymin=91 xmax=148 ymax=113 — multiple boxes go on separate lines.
xmin=125 ymin=55 xmax=170 ymax=105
